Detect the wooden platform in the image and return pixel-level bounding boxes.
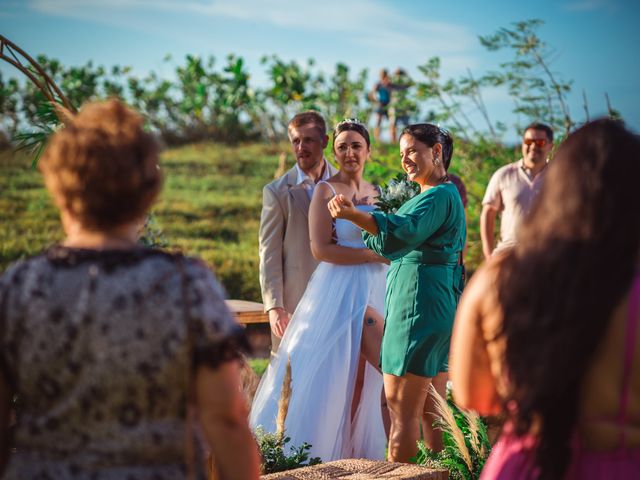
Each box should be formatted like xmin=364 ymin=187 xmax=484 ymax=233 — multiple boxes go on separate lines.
xmin=261 ymin=459 xmax=448 ymax=479
xmin=226 ymin=299 xmax=269 ymax=325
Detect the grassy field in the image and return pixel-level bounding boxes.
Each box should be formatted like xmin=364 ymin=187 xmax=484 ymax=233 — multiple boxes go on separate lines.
xmin=0 ymin=139 xmax=512 ymax=299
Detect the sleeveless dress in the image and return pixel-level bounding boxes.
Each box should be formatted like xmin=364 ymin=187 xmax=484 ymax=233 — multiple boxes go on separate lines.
xmin=249 ymin=183 xmax=387 ymax=462
xmin=481 ymin=274 xmax=640 ymax=479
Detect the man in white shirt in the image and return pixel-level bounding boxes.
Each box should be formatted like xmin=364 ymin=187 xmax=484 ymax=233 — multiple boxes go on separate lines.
xmin=259 ymin=111 xmax=338 ymax=353
xmin=481 ymin=123 xmax=554 ymax=258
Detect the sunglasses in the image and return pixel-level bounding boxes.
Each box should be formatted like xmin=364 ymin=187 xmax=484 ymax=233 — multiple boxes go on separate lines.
xmin=523 ymin=138 xmax=548 ymax=147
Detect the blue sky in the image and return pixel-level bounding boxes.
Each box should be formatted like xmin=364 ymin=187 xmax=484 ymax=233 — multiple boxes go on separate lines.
xmin=1 ymin=0 xmax=639 ymax=141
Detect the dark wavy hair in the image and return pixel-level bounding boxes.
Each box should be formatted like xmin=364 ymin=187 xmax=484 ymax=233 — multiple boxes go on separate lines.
xmin=332 ymin=119 xmax=371 ymax=149
xmin=400 ymin=123 xmax=454 ymax=170
xmin=496 ymin=119 xmax=640 ymax=479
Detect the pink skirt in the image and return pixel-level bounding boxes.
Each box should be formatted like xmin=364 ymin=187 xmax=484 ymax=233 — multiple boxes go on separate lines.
xmin=481 ymin=433 xmax=640 ymax=479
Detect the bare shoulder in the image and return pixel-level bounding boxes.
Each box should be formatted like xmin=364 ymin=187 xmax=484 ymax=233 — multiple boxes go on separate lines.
xmin=469 ymin=256 xmax=509 ymax=340
xmin=313 ymin=180 xmax=337 ymax=198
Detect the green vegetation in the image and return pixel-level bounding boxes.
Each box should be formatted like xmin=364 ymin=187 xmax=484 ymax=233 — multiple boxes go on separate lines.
xmin=4 ymin=17 xmax=612 ymax=295
xmin=254 ymin=427 xmax=322 ymax=474
xmin=249 ymin=357 xmax=270 ymax=377
xmin=0 ymin=136 xmax=511 ymax=296
xmin=3 ymin=19 xmax=616 ymax=157
xmin=0 ymin=138 xmax=511 ymax=295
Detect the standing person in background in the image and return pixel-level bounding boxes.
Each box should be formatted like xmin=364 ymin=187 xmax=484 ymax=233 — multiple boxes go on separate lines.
xmin=258 ymin=111 xmax=338 ymax=354
xmin=451 ymin=119 xmax=640 ymax=479
xmin=480 ymin=123 xmax=553 ymax=259
xmin=369 ymin=69 xmax=392 ymax=143
xmin=0 ymin=99 xmax=260 ymax=480
xmin=329 ymin=124 xmax=466 ymax=463
xmin=389 ymin=68 xmax=416 ymax=143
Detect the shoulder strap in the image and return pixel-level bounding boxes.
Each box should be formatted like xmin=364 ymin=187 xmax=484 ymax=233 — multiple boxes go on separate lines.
xmin=317 ymin=180 xmax=337 ymax=197
xmin=617 ymin=275 xmax=640 ymax=447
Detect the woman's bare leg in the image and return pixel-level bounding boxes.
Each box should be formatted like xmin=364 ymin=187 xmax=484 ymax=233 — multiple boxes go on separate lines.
xmin=422 ymin=372 xmax=448 ymax=452
xmin=351 ymin=356 xmax=366 ymax=420
xmin=384 ymin=372 xmax=431 ymax=462
xmin=360 ymin=306 xmax=390 ymax=435
xmin=361 ymin=306 xmax=384 ymax=371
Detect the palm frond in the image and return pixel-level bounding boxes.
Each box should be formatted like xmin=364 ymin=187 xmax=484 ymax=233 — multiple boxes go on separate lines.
xmin=13 ymin=100 xmax=65 ymax=168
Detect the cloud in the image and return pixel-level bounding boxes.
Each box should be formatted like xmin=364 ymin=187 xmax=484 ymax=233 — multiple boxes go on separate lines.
xmin=562 ymin=0 xmax=616 ymax=12
xmin=28 ymin=0 xmax=476 ymax=55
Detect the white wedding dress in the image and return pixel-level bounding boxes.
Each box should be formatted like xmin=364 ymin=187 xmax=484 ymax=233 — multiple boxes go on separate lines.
xmin=250 ymin=202 xmax=387 ymax=462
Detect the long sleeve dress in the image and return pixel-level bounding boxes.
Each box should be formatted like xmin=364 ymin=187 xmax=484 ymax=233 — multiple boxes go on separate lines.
xmin=364 ymin=182 xmax=466 ymax=377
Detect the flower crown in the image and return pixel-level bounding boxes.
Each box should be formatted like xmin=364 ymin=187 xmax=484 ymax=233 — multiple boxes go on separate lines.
xmin=335 ymin=118 xmax=366 ymax=129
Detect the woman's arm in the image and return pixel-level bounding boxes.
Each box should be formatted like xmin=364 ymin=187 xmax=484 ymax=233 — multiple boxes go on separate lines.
xmin=332 ymin=188 xmax=453 ymax=260
xmin=196 ymin=361 xmax=261 ymax=480
xmin=327 ymin=194 xmax=379 ymax=235
xmin=450 ymin=264 xmax=502 ymax=415
xmin=309 ymin=184 xmax=385 ymax=265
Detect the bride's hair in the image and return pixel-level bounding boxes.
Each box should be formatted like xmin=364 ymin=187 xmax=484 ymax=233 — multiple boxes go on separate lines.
xmin=333 ymin=119 xmax=370 ymax=148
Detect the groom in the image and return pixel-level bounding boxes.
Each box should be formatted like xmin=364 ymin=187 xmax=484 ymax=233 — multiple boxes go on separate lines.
xmin=259 ymin=111 xmax=338 ymax=354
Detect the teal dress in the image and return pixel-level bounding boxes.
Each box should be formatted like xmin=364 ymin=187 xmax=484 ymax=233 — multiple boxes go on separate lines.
xmin=364 ymin=182 xmax=466 ymax=377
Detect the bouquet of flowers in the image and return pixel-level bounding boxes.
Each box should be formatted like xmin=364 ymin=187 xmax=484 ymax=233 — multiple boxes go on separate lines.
xmin=376 ymin=173 xmax=420 ymax=213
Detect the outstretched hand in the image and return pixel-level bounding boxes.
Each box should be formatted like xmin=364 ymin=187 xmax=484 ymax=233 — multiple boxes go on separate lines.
xmin=327 ymin=194 xmax=356 ymax=220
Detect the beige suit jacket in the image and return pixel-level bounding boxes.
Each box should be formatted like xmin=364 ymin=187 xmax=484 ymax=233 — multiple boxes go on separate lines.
xmin=259 ymin=163 xmax=338 ymax=314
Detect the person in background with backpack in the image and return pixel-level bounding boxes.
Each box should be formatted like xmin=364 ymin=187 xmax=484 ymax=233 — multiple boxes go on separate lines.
xmin=369 ymin=69 xmax=392 ymax=143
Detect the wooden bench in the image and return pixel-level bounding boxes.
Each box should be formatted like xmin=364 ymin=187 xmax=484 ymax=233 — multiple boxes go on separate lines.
xmin=226 ymin=299 xmax=269 ymax=325
xmin=261 ymin=459 xmax=448 ymax=479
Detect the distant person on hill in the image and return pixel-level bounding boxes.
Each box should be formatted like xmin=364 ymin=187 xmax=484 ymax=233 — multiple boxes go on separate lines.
xmin=480 ymin=123 xmax=553 ymax=259
xmin=369 ymin=69 xmax=393 ymax=143
xmin=258 ymin=111 xmax=338 ymax=354
xmin=389 ymin=68 xmax=416 ymax=143
xmin=0 ymin=99 xmax=260 ymax=479
xmin=451 ymin=118 xmax=640 ymax=479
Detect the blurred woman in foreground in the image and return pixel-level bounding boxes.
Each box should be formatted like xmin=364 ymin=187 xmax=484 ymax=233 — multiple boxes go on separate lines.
xmin=0 ymin=99 xmax=260 ymax=479
xmin=451 ymin=119 xmax=640 ymax=479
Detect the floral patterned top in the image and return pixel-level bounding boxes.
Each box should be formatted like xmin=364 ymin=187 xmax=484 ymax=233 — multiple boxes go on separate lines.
xmin=0 ymin=246 xmax=249 ymax=480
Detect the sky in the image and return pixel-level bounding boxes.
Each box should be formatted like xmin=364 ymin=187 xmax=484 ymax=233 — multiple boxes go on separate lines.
xmin=1 ymin=0 xmax=639 ymax=142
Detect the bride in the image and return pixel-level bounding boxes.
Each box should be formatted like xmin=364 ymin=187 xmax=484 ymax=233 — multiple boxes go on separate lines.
xmin=250 ymin=119 xmax=388 ymax=461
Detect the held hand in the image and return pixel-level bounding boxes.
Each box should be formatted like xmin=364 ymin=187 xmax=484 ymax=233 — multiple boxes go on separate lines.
xmin=327 ymin=194 xmax=356 ymax=220
xmin=268 ymin=307 xmax=291 ymax=338
xmin=367 ymin=249 xmax=390 ymax=265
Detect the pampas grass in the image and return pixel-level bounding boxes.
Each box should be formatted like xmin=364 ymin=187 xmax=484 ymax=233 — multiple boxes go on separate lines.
xmin=429 ymin=384 xmax=473 ymax=472
xmin=254 ymin=357 xmax=321 ymax=474
xmin=276 ymin=356 xmax=292 ymax=437
xmin=415 ymin=385 xmax=492 ymax=480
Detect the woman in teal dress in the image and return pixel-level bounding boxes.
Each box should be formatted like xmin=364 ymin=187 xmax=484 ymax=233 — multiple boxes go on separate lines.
xmin=328 ymin=124 xmax=466 ymax=462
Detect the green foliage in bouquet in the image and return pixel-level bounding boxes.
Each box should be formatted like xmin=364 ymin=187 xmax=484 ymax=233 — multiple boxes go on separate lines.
xmin=254 ymin=427 xmax=321 ymax=475
xmin=138 ymin=213 xmax=169 ymax=248
xmin=375 ymin=172 xmax=420 ymax=213
xmin=414 ymin=385 xmax=491 ymax=480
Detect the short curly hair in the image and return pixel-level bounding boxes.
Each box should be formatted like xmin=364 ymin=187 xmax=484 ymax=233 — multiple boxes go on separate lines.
xmin=39 ymin=99 xmax=161 ymax=230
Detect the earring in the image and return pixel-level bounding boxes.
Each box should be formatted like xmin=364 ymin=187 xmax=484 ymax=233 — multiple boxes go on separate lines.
xmin=433 ymin=156 xmax=440 ymax=167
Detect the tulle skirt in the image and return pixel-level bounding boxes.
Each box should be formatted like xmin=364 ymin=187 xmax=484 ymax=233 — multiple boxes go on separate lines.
xmin=249 ymin=261 xmax=388 ymax=461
